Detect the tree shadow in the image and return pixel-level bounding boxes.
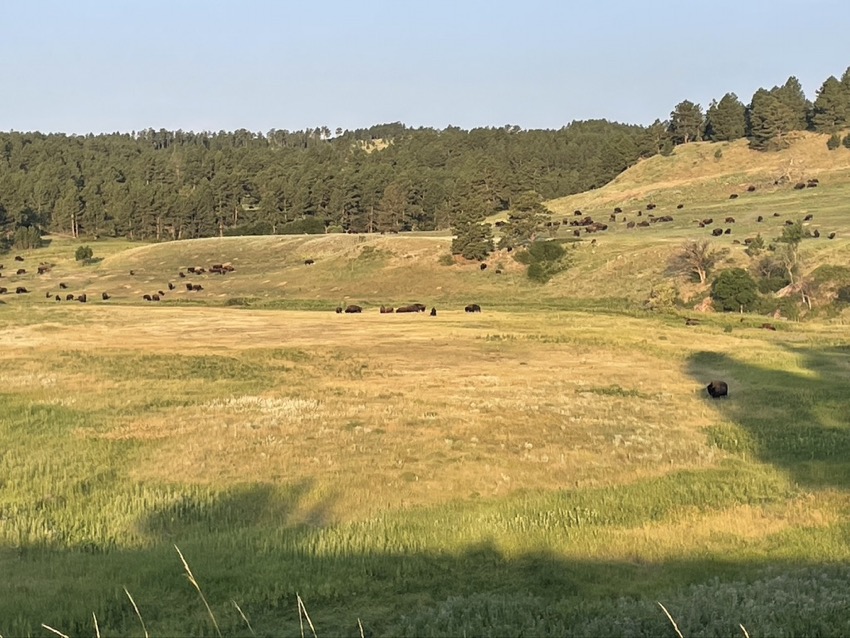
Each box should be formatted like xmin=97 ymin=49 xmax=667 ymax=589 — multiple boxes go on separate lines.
xmin=686 ymin=345 xmax=850 ymax=488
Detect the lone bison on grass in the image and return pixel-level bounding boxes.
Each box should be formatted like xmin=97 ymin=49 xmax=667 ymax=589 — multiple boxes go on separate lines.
xmin=706 ymin=380 xmax=728 ymax=398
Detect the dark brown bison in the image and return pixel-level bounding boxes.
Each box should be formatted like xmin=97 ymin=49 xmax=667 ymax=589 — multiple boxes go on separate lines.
xmin=804 ymin=214 xmax=814 ymax=221
xmin=151 ymin=294 xmax=160 ymax=301
xmin=158 ymin=290 xmax=166 ymax=296
xmin=396 ymin=305 xmax=418 ymax=313
xmin=78 ymin=294 xmax=87 ymax=303
xmin=16 ymin=269 xmax=26 ymax=275
xmin=793 ymin=182 xmax=806 ymax=190
xmin=706 ymin=380 xmax=728 ymax=398
xmin=725 ymin=217 xmax=735 ymax=224
xmin=102 ymin=292 xmax=110 ymax=300
xmin=465 ymin=303 xmax=482 ymax=313
xmin=45 ymin=291 xmax=52 ymax=298
xmin=143 ymin=294 xmax=152 ymax=301
xmin=785 ymin=220 xmax=794 ymax=226
xmin=192 ymin=284 xmax=203 ymax=291
xmin=677 ymin=203 xmax=684 ymax=209
xmin=626 ymin=221 xmax=636 ymax=229
xmin=613 ymin=207 xmax=622 ymax=214
xmin=480 ymin=263 xmax=487 ymax=270
xmin=637 ymin=220 xmax=650 ymax=227
xmin=344 ymin=305 xmax=362 ymax=313
xmin=828 ymin=232 xmax=836 ymax=239
xmin=685 ymin=318 xmax=701 ymax=326
xmin=747 ymin=185 xmax=756 ymax=192
xmin=724 ymin=228 xmax=731 ymax=235
xmin=729 ymin=193 xmax=738 ymax=199
xmin=712 ymin=228 xmax=723 ymax=236
xmin=773 ymin=213 xmax=780 ymax=217
xmin=0 ymin=287 xmax=7 ymax=294
xmin=66 ymin=294 xmax=74 ymax=301
xmin=702 ymin=218 xmax=714 ymax=225
xmin=168 ymin=282 xmax=175 ymax=290
xmin=59 ymin=282 xmax=68 ymax=289
xmin=761 ymin=323 xmax=777 ymax=331
xmin=37 ymin=265 xmax=50 ymax=274
xmin=14 ymin=256 xmax=24 ymax=262
xmin=379 ymin=305 xmax=394 ymax=314
xmin=807 ymin=180 xmax=818 ymax=188
xmin=178 ymin=271 xmax=186 ymax=278
xmin=756 ymin=216 xmax=764 ymax=222
xmin=335 ymin=306 xmax=343 ymax=313
xmin=304 ymin=259 xmax=315 ymax=265
xmin=813 ymin=229 xmax=821 ymax=238
xmin=54 ymin=295 xmax=60 ymax=301
xmin=430 ymin=307 xmax=437 ymax=316
xmin=15 ymin=287 xmax=28 ymax=294
xmin=646 ymin=203 xmax=656 ymax=210
xmin=186 ymin=283 xmax=194 ymax=291
xmin=129 ymin=270 xmax=135 ymax=276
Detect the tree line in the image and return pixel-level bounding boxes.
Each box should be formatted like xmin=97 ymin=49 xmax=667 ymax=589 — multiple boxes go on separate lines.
xmin=1 ymin=64 xmax=848 ymax=244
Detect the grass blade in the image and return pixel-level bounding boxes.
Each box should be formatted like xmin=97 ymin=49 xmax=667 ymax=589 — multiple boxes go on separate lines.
xmin=124 ymin=588 xmax=149 ymax=638
xmin=175 ymin=545 xmax=222 ymax=638
xmin=657 ymin=601 xmax=684 ymax=638
xmin=232 ymin=600 xmax=255 ymax=636
xmin=40 ymin=625 xmax=70 ymax=638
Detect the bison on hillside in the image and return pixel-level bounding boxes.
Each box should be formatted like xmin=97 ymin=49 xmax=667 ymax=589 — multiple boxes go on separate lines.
xmin=706 ymin=380 xmax=728 ymax=398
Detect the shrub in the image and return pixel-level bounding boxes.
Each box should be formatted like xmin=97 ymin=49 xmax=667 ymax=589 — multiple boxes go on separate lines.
xmin=644 ymin=283 xmax=679 ymax=310
xmin=13 ymin=226 xmax=43 ymax=250
xmin=515 ymin=240 xmax=569 ymax=283
xmin=827 ymin=133 xmax=842 ymax=150
xmin=75 ymin=245 xmax=94 ymax=263
xmin=711 ymin=268 xmax=758 ymax=312
xmin=326 ymin=225 xmax=344 ymax=234
xmin=279 ymin=217 xmax=325 ymax=235
xmin=438 ymin=254 xmax=455 ymax=266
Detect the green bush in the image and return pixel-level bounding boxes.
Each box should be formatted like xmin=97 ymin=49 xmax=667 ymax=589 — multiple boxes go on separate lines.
xmin=279 ymin=217 xmax=325 ymax=235
xmin=13 ymin=226 xmax=43 ymax=250
xmin=711 ymin=268 xmax=758 ymax=312
xmin=438 ymin=253 xmax=455 ymax=266
xmin=326 ymin=225 xmax=344 ymax=234
xmin=827 ymin=133 xmax=842 ymax=150
xmin=516 ymin=240 xmax=569 ymax=283
xmin=75 ymin=245 xmax=94 ymax=262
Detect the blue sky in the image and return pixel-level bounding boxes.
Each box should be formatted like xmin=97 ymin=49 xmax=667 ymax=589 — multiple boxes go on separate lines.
xmin=1 ymin=0 xmax=848 ymax=134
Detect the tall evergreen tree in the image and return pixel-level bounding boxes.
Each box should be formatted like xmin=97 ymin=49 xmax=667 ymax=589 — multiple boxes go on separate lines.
xmin=810 ymin=76 xmax=849 ymax=132
xmin=772 ymin=76 xmax=810 ymax=131
xmin=668 ymin=100 xmax=704 ymax=144
xmin=705 ymin=93 xmax=747 ymax=141
xmin=747 ymin=89 xmax=797 ymax=150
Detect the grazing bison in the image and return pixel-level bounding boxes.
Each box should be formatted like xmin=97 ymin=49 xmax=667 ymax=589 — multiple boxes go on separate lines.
xmin=706 ymin=380 xmax=728 ymax=398
xmin=813 ymin=229 xmax=821 ymax=238
xmin=793 ymin=182 xmax=806 ymax=190
xmin=151 ymin=294 xmax=160 ymax=301
xmin=725 ymin=217 xmax=735 ymax=224
xmin=379 ymin=305 xmax=394 ymax=314
xmin=335 ymin=306 xmax=343 ymax=313
xmin=168 ymin=282 xmax=175 ymax=290
xmin=465 ymin=303 xmax=482 ymax=313
xmin=729 ymin=193 xmax=738 ymax=199
xmin=804 ymin=214 xmax=814 ymax=221
xmin=636 ymin=210 xmax=642 ymax=217
xmin=15 ymin=287 xmax=28 ymax=294
xmin=712 ymin=228 xmax=723 ymax=236
xmin=102 ymin=292 xmax=110 ymax=300
xmin=646 ymin=203 xmax=656 ymax=210
xmin=59 ymin=282 xmax=68 ymax=289
xmin=78 ymin=294 xmax=87 ymax=303
xmin=784 ymin=220 xmax=794 ymax=226
xmin=45 ymin=291 xmax=52 ymax=298
xmin=430 ymin=307 xmax=437 ymax=316
xmin=0 ymin=287 xmax=6 ymax=294
xmin=129 ymin=270 xmax=135 ymax=276
xmin=37 ymin=265 xmax=50 ymax=274
xmin=702 ymin=218 xmax=714 ymax=225
xmin=761 ymin=323 xmax=777 ymax=331
xmin=685 ymin=318 xmax=700 ymax=326
xmin=573 ymin=229 xmax=581 ymax=237
xmin=178 ymin=271 xmax=186 ymax=278
xmin=626 ymin=221 xmax=636 ymax=229
xmin=66 ymin=294 xmax=74 ymax=301
xmin=724 ymin=228 xmax=731 ymax=235
xmin=304 ymin=259 xmax=315 ymax=265
xmin=16 ymin=269 xmax=26 ymax=275
xmin=344 ymin=304 xmax=362 ymax=313
xmin=143 ymin=294 xmax=152 ymax=301
xmin=773 ymin=213 xmax=780 ymax=217
xmin=677 ymin=203 xmax=684 ymax=209
xmin=828 ymin=232 xmax=836 ymax=239
xmin=806 ymin=180 xmax=818 ymax=188
xmin=637 ymin=220 xmax=650 ymax=227
xmin=158 ymin=290 xmax=166 ymax=296
xmin=613 ymin=207 xmax=622 ymax=214
xmin=480 ymin=263 xmax=487 ymax=270
xmin=756 ymin=216 xmax=764 ymax=222
xmin=495 ymin=269 xmax=502 ymax=274
xmin=14 ymin=256 xmax=23 ymax=262
xmin=396 ymin=305 xmax=418 ymax=313
xmin=747 ymin=185 xmax=756 ymax=192
xmin=186 ymin=283 xmax=194 ymax=291
xmin=192 ymin=284 xmax=203 ymax=291
xmin=54 ymin=295 xmax=60 ymax=301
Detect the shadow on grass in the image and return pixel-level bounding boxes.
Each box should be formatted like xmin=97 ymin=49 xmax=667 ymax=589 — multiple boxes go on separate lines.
xmin=687 ymin=345 xmax=850 ymax=488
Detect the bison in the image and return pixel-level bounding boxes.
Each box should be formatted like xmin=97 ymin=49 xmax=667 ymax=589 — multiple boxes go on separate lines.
xmin=143 ymin=294 xmax=152 ymax=301
xmin=15 ymin=287 xmax=28 ymax=294
xmin=793 ymin=182 xmax=806 ymax=190
xmin=706 ymin=380 xmax=728 ymax=398
xmin=813 ymin=229 xmax=821 ymax=238
xmin=756 ymin=216 xmax=764 ymax=222
xmin=379 ymin=305 xmax=394 ymax=314
xmin=712 ymin=228 xmax=723 ymax=236
xmin=344 ymin=305 xmax=362 ymax=313
xmin=747 ymin=185 xmax=756 ymax=192
xmin=804 ymin=214 xmax=814 ymax=221
xmin=480 ymin=263 xmax=487 ymax=270
xmin=724 ymin=228 xmax=731 ymax=235
xmin=59 ymin=282 xmax=68 ymax=289
xmin=78 ymin=294 xmax=87 ymax=303
xmin=16 ymin=269 xmax=26 ymax=275
xmin=677 ymin=203 xmax=684 ymax=209
xmin=729 ymin=193 xmax=738 ymax=199
xmin=646 ymin=203 xmax=656 ymax=210
xmin=14 ymin=256 xmax=23 ymax=262
xmin=0 ymin=287 xmax=6 ymax=294
xmin=335 ymin=306 xmax=343 ymax=313
xmin=430 ymin=307 xmax=437 ymax=316
xmin=304 ymin=259 xmax=315 ymax=265
xmin=685 ymin=318 xmax=700 ymax=326
xmin=761 ymin=323 xmax=777 ymax=331
xmin=66 ymin=294 xmax=74 ymax=301
xmin=828 ymin=232 xmax=836 ymax=239
xmin=725 ymin=217 xmax=735 ymax=224
xmin=168 ymin=282 xmax=175 ymax=290
xmin=464 ymin=303 xmax=482 ymax=313
xmin=102 ymin=292 xmax=110 ymax=300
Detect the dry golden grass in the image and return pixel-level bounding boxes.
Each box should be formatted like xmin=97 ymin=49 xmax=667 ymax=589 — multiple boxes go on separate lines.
xmin=6 ymin=304 xmax=840 ymax=525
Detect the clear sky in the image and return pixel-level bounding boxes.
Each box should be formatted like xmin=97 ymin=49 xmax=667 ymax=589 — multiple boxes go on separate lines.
xmin=1 ymin=0 xmax=848 ymax=135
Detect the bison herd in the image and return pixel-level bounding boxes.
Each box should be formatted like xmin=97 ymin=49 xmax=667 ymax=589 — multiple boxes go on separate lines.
xmin=335 ymin=303 xmax=481 ymax=315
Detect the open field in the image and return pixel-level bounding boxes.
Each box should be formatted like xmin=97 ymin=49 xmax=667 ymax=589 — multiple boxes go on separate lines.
xmin=2 ymin=304 xmax=850 ymax=635
xmin=2 ymin=133 xmax=850 ymax=635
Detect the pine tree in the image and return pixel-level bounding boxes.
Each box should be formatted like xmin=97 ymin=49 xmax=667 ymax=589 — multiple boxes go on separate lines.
xmin=705 ymin=93 xmax=747 ymax=141
xmin=810 ymin=76 xmax=849 ymax=132
xmin=772 ymin=76 xmax=810 ymax=131
xmin=747 ymin=89 xmax=796 ymax=150
xmin=668 ymin=100 xmax=704 ymax=144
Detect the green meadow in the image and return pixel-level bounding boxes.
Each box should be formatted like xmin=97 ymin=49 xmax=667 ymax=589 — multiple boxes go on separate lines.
xmin=1 ymin=134 xmax=850 ymax=636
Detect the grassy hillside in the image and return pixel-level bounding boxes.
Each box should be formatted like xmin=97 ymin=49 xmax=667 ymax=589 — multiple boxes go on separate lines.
xmin=2 ymin=133 xmax=850 ymax=635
